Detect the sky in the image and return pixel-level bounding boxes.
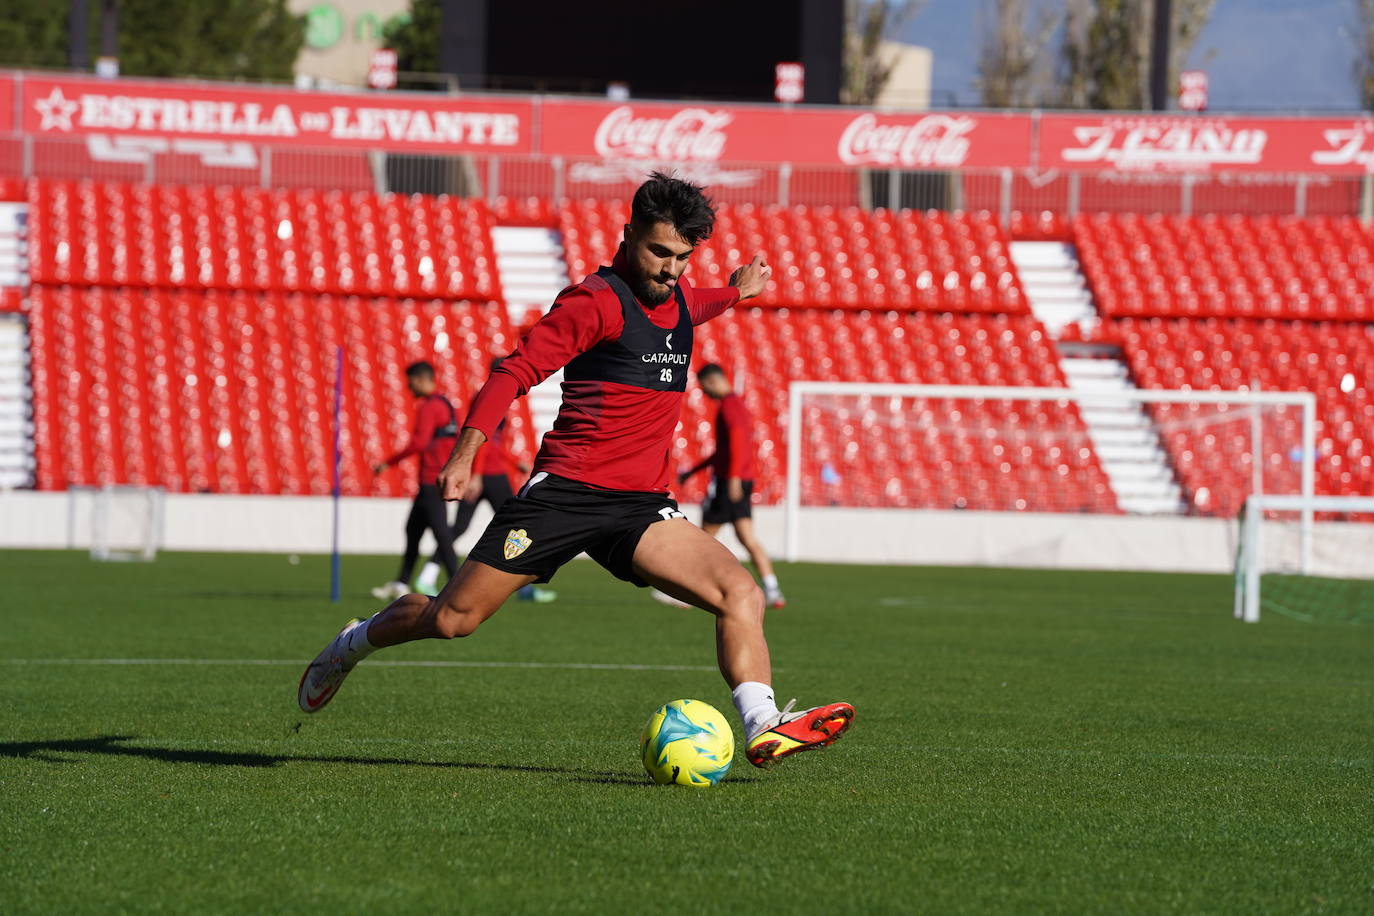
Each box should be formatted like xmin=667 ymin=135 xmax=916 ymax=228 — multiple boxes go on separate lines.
xmin=899 ymin=0 xmax=1364 ymax=112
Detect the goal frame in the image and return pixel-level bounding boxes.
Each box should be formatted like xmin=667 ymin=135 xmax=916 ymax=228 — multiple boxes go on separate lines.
xmin=87 ymin=484 xmax=166 ymax=562
xmin=783 ymin=382 xmax=1317 ymax=563
xmin=1235 ymin=494 xmax=1374 ymax=623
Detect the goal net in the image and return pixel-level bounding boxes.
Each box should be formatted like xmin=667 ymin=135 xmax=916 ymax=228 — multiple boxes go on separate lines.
xmin=90 ymin=485 xmax=165 ymax=562
xmin=1235 ymin=495 xmax=1374 ymax=624
xmin=783 ymin=382 xmax=1316 ymax=562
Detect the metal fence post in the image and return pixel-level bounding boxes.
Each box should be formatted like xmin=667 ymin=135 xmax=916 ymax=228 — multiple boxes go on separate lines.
xmin=260 ymin=146 xmax=272 ymax=189
xmin=552 ymin=155 xmax=565 ymax=200
xmin=998 ymin=168 xmax=1012 ymax=230
xmin=887 ymin=168 xmax=899 ymax=211
xmin=488 ymin=156 xmax=500 ymax=202
xmin=779 ymin=162 xmax=791 ymax=208
xmin=1067 ymin=171 xmax=1080 ymax=218
xmin=1180 ymin=173 xmax=1194 ymax=216
xmin=1294 ymin=174 xmax=1308 ymax=218
xmin=21 ymin=134 xmax=32 ymax=179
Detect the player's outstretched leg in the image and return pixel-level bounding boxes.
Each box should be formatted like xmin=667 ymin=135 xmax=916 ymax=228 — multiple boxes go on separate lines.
xmin=630 ymin=518 xmax=853 ymax=768
xmin=297 ymin=560 xmax=534 ymax=713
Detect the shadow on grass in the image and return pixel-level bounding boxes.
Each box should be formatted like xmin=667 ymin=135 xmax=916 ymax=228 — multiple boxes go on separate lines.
xmin=0 ymin=736 xmax=650 ymax=784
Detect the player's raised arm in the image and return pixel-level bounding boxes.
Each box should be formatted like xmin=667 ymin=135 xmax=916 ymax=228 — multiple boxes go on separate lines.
xmin=730 ymin=254 xmax=772 ymax=300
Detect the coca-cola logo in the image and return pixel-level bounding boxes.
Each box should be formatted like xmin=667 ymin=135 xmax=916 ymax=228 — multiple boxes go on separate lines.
xmin=593 ymin=106 xmax=732 ymax=161
xmin=837 ymin=113 xmax=974 ymax=168
xmin=1058 ymin=120 xmax=1267 ymax=171
xmin=1311 ymin=122 xmax=1374 ymax=171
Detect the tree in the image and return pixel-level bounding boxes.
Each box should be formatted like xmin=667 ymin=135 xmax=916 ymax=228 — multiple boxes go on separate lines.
xmin=382 ymin=0 xmax=439 ymax=76
xmin=843 ymin=0 xmax=925 ymax=106
xmin=976 ymin=0 xmax=1060 ymax=108
xmin=0 ymin=0 xmax=77 ymax=68
xmin=117 ymin=0 xmax=304 ymax=80
xmin=1059 ymin=0 xmax=1216 ymax=110
xmin=0 ymin=0 xmax=303 ymax=81
xmin=1352 ymin=0 xmax=1374 ymax=109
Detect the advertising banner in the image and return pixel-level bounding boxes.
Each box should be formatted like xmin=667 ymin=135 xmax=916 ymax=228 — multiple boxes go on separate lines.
xmin=21 ymin=74 xmax=534 ymax=154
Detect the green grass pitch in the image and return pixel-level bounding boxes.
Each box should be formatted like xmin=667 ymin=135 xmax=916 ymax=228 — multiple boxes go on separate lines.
xmin=2 ymin=549 xmax=1371 ymax=913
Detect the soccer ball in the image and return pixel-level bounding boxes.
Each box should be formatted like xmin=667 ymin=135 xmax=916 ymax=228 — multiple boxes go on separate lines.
xmin=639 ymin=699 xmax=734 ymax=787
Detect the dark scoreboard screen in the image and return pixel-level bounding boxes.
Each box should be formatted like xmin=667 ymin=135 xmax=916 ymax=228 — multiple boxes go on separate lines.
xmin=455 ymin=0 xmax=842 ymax=104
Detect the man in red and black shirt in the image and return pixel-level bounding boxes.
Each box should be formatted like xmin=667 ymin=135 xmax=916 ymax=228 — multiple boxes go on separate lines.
xmin=678 ymin=364 xmax=785 ymax=609
xmin=300 ymin=173 xmax=853 ymax=769
xmin=368 ymin=361 xmax=459 ymax=600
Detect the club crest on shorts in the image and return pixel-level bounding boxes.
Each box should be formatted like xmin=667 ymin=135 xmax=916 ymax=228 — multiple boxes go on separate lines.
xmin=504 ymin=528 xmax=532 ymax=560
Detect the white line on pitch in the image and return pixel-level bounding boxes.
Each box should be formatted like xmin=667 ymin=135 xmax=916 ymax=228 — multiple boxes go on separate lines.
xmin=0 ymin=658 xmax=719 ymax=672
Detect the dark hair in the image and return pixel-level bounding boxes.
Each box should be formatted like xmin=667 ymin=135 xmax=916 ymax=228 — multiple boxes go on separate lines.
xmin=631 ymin=171 xmax=716 ymax=246
xmin=697 ymin=363 xmax=725 ymax=380
xmin=489 ymin=356 xmax=505 ymax=372
xmin=405 ymin=361 xmax=435 ymax=379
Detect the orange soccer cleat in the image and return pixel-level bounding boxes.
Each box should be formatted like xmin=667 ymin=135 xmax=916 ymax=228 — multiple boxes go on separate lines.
xmin=745 ymin=699 xmax=854 ymax=768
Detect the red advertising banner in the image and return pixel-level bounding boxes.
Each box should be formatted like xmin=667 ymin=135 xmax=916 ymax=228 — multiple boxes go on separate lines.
xmin=537 ymin=98 xmax=1035 ymax=170
xmin=1039 ymin=113 xmax=1374 ymax=175
xmin=11 ymin=72 xmax=1374 ymax=176
xmin=21 ymin=74 xmax=534 ymax=154
xmin=0 ymin=75 xmax=14 ymax=134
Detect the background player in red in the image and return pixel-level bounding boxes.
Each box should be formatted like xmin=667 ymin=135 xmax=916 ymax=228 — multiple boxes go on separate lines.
xmin=301 ymin=173 xmax=853 ymax=769
xmin=413 ymin=358 xmax=555 ymax=603
xmin=368 ymin=361 xmax=460 ymax=600
xmin=676 ymin=363 xmax=785 ymax=608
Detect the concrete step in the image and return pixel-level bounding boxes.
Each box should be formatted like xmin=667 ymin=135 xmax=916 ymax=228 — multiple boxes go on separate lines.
xmin=1088 ymin=426 xmax=1156 ymax=447
xmin=1078 ymin=405 xmax=1152 ymax=426
xmin=491 ymin=226 xmax=563 ymax=255
xmin=1118 ymin=495 xmax=1187 ymax=514
xmin=1095 ymin=442 xmax=1166 ymax=463
xmin=1062 ymin=357 xmax=1127 ymax=377
xmin=1100 ymin=462 xmax=1174 ymax=483
xmin=502 ymin=281 xmax=567 ymax=301
xmin=496 ymin=252 xmax=565 ymax=271
xmin=1009 ymin=240 xmax=1076 ymax=268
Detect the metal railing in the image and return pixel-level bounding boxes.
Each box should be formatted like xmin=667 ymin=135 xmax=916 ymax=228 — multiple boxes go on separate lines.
xmin=9 ymin=133 xmax=1369 ymax=223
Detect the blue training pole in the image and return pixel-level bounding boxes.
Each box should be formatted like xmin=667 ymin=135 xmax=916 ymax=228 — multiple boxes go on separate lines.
xmin=330 ymin=346 xmax=343 ymax=603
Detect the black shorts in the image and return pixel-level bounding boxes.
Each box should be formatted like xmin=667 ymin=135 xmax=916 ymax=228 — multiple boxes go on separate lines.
xmin=469 ymin=472 xmax=685 ymax=586
xmin=702 ymin=477 xmax=754 ymax=525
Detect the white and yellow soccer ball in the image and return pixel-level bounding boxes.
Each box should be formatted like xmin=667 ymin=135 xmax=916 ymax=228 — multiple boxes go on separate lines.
xmin=639 ymin=699 xmax=734 ymax=787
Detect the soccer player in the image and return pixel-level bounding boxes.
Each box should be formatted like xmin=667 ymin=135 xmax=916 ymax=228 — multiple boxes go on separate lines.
xmin=676 ymin=363 xmax=785 ymax=608
xmin=413 ymin=359 xmax=555 ymax=603
xmin=301 ymin=173 xmax=853 ymax=769
xmin=369 ymin=361 xmax=460 ymax=601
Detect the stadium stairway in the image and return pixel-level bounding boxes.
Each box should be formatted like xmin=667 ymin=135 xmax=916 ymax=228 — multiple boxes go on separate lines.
xmin=0 ymin=314 xmax=33 ymax=488
xmin=1011 ymin=235 xmax=1183 ymax=514
xmin=1008 ymin=240 xmax=1097 ymax=339
xmin=0 ymin=191 xmax=32 ymax=488
xmin=489 ymin=224 xmax=571 ymax=441
xmin=1060 ymin=355 xmax=1184 ymax=514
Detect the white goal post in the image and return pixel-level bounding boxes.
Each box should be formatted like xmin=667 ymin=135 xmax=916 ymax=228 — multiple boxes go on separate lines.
xmin=1235 ymin=494 xmax=1374 ymax=623
xmin=783 ymin=382 xmax=1317 ymax=564
xmin=80 ymin=484 xmax=166 ymax=562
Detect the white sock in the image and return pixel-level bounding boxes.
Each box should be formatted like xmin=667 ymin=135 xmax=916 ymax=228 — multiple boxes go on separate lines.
xmin=732 ymin=681 xmax=780 ymax=739
xmin=762 ymin=574 xmax=779 ymax=591
xmin=415 ymin=562 xmax=440 ymax=589
xmin=340 ymin=615 xmax=379 ymax=667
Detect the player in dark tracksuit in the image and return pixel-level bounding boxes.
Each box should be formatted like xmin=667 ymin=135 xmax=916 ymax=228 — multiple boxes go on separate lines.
xmin=677 ymin=363 xmax=785 ymax=608
xmin=413 ymin=359 xmax=555 ymax=602
xmin=369 ymin=361 xmax=459 ymax=601
xmin=302 ymin=173 xmax=854 ymax=769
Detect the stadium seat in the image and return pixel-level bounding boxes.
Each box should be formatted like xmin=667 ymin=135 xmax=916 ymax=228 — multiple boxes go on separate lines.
xmin=26 ymin=284 xmax=532 ymax=497
xmin=1115 ymin=316 xmax=1373 ymax=515
xmin=558 ymin=199 xmax=1028 ymax=314
xmin=26 ymin=180 xmax=504 ymax=304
